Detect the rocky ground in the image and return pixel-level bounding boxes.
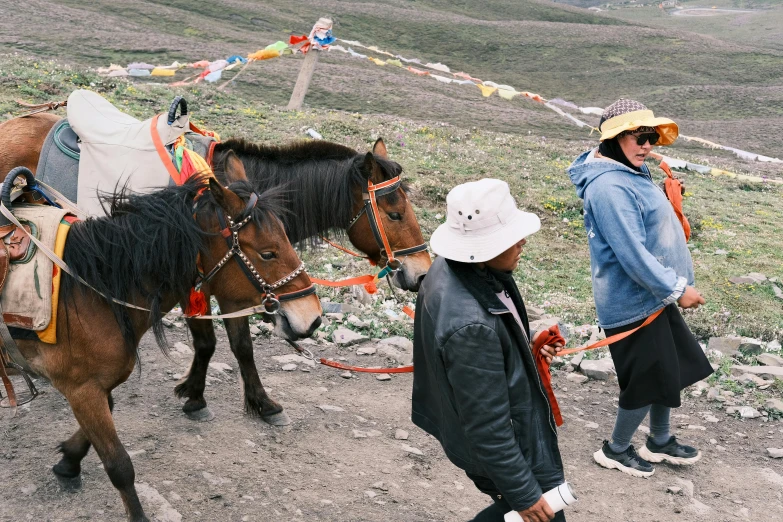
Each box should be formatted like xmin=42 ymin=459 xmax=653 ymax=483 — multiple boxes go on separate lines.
xmin=1 ymin=302 xmax=782 ymax=522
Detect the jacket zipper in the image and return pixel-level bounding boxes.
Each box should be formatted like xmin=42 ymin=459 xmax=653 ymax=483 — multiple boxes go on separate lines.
xmin=491 ymin=309 xmax=557 ymax=436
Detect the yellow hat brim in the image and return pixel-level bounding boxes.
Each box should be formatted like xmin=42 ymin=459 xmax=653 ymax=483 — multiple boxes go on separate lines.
xmin=599 ymin=110 xmax=679 ymax=146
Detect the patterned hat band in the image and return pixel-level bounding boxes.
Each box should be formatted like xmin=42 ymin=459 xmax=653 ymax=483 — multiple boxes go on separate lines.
xmin=618 ymin=126 xmax=657 ymax=137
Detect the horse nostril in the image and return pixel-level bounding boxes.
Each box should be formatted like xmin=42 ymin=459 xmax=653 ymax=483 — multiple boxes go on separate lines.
xmin=305 ymin=316 xmax=322 ymax=337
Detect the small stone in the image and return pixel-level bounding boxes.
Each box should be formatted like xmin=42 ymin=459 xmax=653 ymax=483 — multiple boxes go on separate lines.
xmin=570 ymin=352 xmax=585 ymax=369
xmin=401 ymin=444 xmax=423 ymax=456
xmin=584 ymin=422 xmax=599 ymax=430
xmin=764 ymin=398 xmax=783 ymax=413
xmin=566 ymin=373 xmax=588 ymax=384
xmin=773 ymin=286 xmax=783 ymax=300
xmin=757 ymin=353 xmax=783 ymax=367
xmin=687 ymin=425 xmax=707 ymax=431
xmin=667 ymin=486 xmax=683 ymax=495
xmin=704 ymin=415 xmax=720 ymax=423
xmin=364 ymin=490 xmax=377 ymax=498
xmin=738 ymin=406 xmax=761 ymax=419
xmin=317 ymin=404 xmax=345 ymax=413
xmin=766 ymin=448 xmax=783 ymax=459
xmin=731 ymin=365 xmax=783 ymax=380
xmin=209 ymin=362 xmax=233 ymax=373
xmin=281 ymin=364 xmax=297 ymax=371
xmin=707 ymin=388 xmax=721 ymax=401
xmin=249 ymin=325 xmax=261 ymax=336
xmin=173 ymin=342 xmax=193 ymax=355
xmin=332 ymin=327 xmax=369 ymax=346
xmin=347 ymin=315 xmax=369 ymax=328
xmin=378 ymin=336 xmax=413 ymax=352
xmin=729 ymin=276 xmax=757 ymax=285
xmin=737 ymin=373 xmax=767 ymax=386
xmin=20 ymin=484 xmax=37 ymax=495
xmin=714 ymin=249 xmax=728 ymax=255
xmin=767 ymin=340 xmax=781 ymax=351
xmin=395 ymin=429 xmax=409 ymax=440
xmin=325 ymin=312 xmax=344 ymax=321
xmin=375 ymin=373 xmax=392 ymax=381
xmin=372 ymin=481 xmax=389 ymax=491
xmin=708 ymin=336 xmax=743 ymax=357
xmin=637 ymin=425 xmax=650 ymax=435
xmin=356 ymin=346 xmax=377 ymax=356
xmin=340 ymin=371 xmax=353 ymax=379
xmin=353 ymin=430 xmax=368 ymax=439
xmin=272 ymin=354 xmax=316 ymax=367
xmin=580 ymin=359 xmax=615 ymax=381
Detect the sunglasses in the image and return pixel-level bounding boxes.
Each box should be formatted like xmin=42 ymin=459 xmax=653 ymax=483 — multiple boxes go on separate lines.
xmin=626 ymin=132 xmax=660 ymax=146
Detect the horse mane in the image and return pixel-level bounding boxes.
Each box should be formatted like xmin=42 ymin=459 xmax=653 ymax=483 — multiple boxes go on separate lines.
xmin=213 ymin=138 xmax=405 ymax=245
xmin=59 ymin=176 xmax=283 ymax=362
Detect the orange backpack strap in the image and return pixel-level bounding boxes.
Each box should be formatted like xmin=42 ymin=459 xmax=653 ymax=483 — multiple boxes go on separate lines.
xmin=660 ymin=161 xmax=691 ymax=241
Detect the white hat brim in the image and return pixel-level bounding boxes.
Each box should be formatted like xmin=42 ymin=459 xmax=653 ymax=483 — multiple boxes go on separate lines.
xmin=430 ymin=209 xmax=541 ymax=263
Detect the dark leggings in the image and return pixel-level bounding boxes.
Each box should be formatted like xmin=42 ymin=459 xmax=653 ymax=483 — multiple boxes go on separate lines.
xmin=468 ymin=473 xmax=567 ymax=522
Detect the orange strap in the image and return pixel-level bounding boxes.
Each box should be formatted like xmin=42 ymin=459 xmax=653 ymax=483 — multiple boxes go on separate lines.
xmin=150 ymin=114 xmax=184 ymax=185
xmin=319 ymin=359 xmax=413 ymax=373
xmin=318 ymin=236 xmax=368 ymax=259
xmin=310 ymin=275 xmax=376 ymax=287
xmin=367 ymin=180 xmax=397 ymax=264
xmin=660 ymin=161 xmax=691 ymax=241
xmin=558 ymin=308 xmax=664 ymax=357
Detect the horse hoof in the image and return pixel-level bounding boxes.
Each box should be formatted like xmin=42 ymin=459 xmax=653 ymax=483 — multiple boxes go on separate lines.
xmin=185 ymin=407 xmax=215 ymax=422
xmin=54 ymin=473 xmax=82 ymax=491
xmin=262 ymin=411 xmax=291 ymax=426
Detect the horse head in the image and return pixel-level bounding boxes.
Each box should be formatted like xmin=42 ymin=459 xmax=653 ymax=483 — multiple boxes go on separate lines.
xmin=347 ymin=138 xmax=431 ymax=291
xmin=199 ymin=156 xmax=322 ymax=339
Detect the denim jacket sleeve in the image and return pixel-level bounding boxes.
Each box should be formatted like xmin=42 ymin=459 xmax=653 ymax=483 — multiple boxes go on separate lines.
xmin=443 ymin=323 xmax=543 ymax=510
xmin=587 ymin=180 xmax=684 ymax=303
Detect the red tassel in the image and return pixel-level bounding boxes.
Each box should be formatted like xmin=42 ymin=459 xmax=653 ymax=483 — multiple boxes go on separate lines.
xmin=363 ymin=281 xmax=378 ymax=295
xmin=185 ymin=287 xmax=208 ymax=317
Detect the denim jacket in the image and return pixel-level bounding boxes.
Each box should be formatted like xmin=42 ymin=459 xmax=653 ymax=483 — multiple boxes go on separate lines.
xmin=567 ymin=149 xmax=693 ymax=328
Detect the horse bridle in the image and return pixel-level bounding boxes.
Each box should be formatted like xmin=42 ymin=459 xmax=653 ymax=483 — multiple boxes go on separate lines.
xmin=197 ymin=191 xmax=315 ymax=314
xmin=346 ymin=176 xmax=428 ymax=270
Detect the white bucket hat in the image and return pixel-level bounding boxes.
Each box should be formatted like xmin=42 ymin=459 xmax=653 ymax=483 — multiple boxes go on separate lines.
xmin=430 ymin=179 xmax=541 ymax=263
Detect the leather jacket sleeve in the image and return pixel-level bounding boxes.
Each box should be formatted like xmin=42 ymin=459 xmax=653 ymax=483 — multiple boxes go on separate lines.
xmin=443 ymin=323 xmax=543 ymax=510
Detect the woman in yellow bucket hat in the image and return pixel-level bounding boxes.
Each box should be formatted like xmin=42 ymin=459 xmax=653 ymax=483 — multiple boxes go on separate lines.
xmin=567 ymin=99 xmax=713 ymax=478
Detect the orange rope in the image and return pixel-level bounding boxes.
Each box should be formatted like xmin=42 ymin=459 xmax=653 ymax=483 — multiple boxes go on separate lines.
xmin=318 ymin=236 xmax=367 ymax=259
xmin=558 ymin=308 xmax=664 ymax=356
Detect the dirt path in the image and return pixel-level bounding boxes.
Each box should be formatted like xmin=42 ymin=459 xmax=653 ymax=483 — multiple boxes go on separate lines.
xmin=2 ymin=326 xmax=782 ymax=521
xmin=671 ymin=8 xmax=757 ymax=17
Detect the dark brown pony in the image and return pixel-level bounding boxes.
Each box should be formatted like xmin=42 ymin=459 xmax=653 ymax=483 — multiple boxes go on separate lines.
xmin=170 ymin=137 xmax=431 ymax=424
xmin=0 ymin=115 xmax=430 ymax=425
xmin=6 ymin=168 xmax=321 ymax=522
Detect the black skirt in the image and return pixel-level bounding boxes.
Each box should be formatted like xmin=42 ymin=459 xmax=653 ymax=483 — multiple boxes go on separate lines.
xmin=605 ymin=304 xmax=713 ymax=409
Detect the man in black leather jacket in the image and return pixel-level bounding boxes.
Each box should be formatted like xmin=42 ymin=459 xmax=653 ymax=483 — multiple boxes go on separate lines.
xmin=412 ymin=179 xmax=566 ymax=522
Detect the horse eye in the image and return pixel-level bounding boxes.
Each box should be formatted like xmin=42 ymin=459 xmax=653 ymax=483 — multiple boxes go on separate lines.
xmin=260 ymin=252 xmax=276 ymax=261
xmin=388 ymin=212 xmax=402 ymax=221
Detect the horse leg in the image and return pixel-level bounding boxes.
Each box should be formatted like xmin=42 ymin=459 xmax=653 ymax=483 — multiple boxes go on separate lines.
xmin=223 ymin=317 xmax=290 ymax=426
xmin=52 ymin=395 xmax=115 ymax=489
xmin=174 ymin=316 xmax=217 ymax=421
xmin=67 ymin=386 xmax=148 ymax=522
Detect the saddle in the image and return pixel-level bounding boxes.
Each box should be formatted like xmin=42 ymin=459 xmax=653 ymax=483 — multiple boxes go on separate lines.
xmin=36 ymin=90 xmax=217 ymax=216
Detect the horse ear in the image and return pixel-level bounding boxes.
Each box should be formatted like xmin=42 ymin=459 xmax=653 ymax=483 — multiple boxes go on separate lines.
xmin=362 ymin=152 xmax=384 ymax=184
xmin=208 ymin=177 xmax=227 ymax=207
xmin=216 ymin=150 xmax=247 ymax=184
xmin=372 ymin=138 xmax=388 ymax=159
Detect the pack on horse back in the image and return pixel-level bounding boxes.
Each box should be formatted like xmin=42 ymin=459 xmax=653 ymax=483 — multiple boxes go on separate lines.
xmin=36 ymin=90 xmax=218 ymax=216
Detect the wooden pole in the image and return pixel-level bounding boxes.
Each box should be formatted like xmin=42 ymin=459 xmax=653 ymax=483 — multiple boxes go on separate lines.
xmin=287 ymin=49 xmax=320 ymax=111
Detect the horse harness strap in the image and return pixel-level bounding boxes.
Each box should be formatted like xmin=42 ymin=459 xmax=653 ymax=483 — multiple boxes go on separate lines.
xmin=346 ymin=176 xmax=428 ymax=270
xmin=15 ymin=99 xmax=67 ymax=117
xmin=198 ymin=192 xmax=315 ymax=314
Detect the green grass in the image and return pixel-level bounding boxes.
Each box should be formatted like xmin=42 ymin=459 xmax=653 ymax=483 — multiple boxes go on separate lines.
xmin=3 ymin=54 xmax=780 ymax=341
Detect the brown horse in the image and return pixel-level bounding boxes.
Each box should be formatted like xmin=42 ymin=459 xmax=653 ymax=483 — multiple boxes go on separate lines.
xmin=170 ymin=137 xmax=431 ymax=424
xmin=0 ymin=115 xmax=431 ymax=425
xmin=3 ymin=166 xmax=321 ymax=521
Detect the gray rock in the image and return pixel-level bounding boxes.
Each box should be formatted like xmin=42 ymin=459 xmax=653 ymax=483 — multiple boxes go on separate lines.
xmin=325 ymin=312 xmax=345 ymax=322
xmin=249 ymin=325 xmax=261 ymax=336
xmin=674 ymin=478 xmax=694 ymax=498
xmin=401 ymin=444 xmax=423 ymax=456
xmin=580 ymin=359 xmax=615 ymax=381
xmin=570 ymin=352 xmax=585 ymax=370
xmin=347 ymin=315 xmax=369 ymax=328
xmin=375 ymin=373 xmax=392 ymax=381
xmin=584 ymin=422 xmax=599 ymax=430
xmin=764 ymin=398 xmax=783 ymax=413
xmin=527 ymin=307 xmax=546 ymax=321
xmin=738 ymin=343 xmax=763 ymax=356
xmin=317 ymin=404 xmax=345 ymax=413
xmin=566 ymin=373 xmax=588 ymax=384
xmin=340 ymin=371 xmax=353 ymax=379
xmin=757 ymin=353 xmax=783 ymax=367
xmin=732 ymin=365 xmax=783 ymax=380
xmin=350 ymin=285 xmax=373 ymax=306
xmin=773 ymin=285 xmax=783 ymax=300
xmin=321 ymin=302 xmax=343 ymax=313
xmin=767 ymin=448 xmax=783 ymax=459
xmin=729 ymin=276 xmax=756 ymax=285
xmin=332 ymin=327 xmax=369 ymax=346
xmin=377 ymin=345 xmax=413 ymax=366
xmin=703 ymin=415 xmax=720 ymax=423
xmin=272 ymin=354 xmax=316 ymax=367
xmin=379 ymin=336 xmax=413 ymax=352
xmin=667 ymin=486 xmax=683 ymax=495
xmin=281 ymin=364 xmax=297 ymax=372
xmin=172 ymin=342 xmax=193 ymax=355
xmin=20 ymin=484 xmax=37 ymax=495
xmin=767 ymin=340 xmax=782 ymax=351
xmin=737 ymin=373 xmax=768 ymax=386
xmin=352 ymin=429 xmax=368 ymax=439
xmin=364 ymin=490 xmax=377 ymax=498
xmin=356 ymin=346 xmax=377 ymax=356
xmin=747 ymin=272 xmax=767 ymax=283
xmin=395 ymin=429 xmax=409 ymax=440
xmin=727 ymin=406 xmax=761 ymax=419
xmin=707 ymin=387 xmax=721 ymax=401
xmin=714 ymin=249 xmax=728 ymax=255
xmin=209 ymin=362 xmax=233 ymax=373
xmin=708 ymin=336 xmax=743 ymax=357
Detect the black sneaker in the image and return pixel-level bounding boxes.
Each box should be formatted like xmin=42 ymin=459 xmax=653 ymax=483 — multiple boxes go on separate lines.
xmin=593 ymin=440 xmax=655 ymax=478
xmin=639 ymin=436 xmax=702 ymax=465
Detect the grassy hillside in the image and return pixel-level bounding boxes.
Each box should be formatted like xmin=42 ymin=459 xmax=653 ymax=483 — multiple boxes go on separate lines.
xmin=2 ymin=0 xmax=782 ymax=162
xmin=1 ymin=54 xmax=780 ymax=342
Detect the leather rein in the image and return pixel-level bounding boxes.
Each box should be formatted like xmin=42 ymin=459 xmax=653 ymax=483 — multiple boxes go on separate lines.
xmin=346 ymin=176 xmax=428 ymax=271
